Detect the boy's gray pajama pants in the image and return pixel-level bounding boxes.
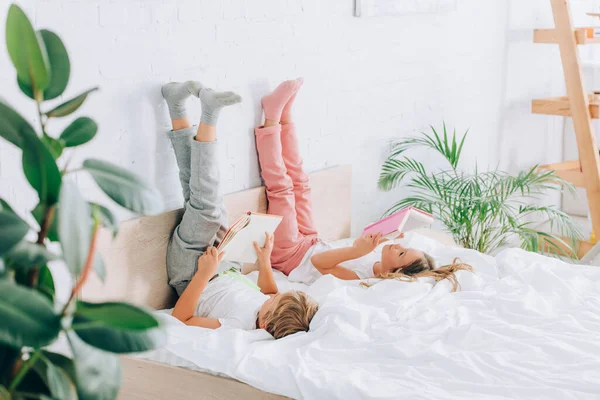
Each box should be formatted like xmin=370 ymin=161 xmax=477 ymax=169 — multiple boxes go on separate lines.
xmin=166 ymin=127 xmax=240 ymax=296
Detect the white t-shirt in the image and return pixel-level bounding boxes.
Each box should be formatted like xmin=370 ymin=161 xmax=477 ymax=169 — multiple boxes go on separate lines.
xmin=195 ymin=275 xmax=269 ymax=330
xmin=288 ymin=241 xmax=377 ymax=285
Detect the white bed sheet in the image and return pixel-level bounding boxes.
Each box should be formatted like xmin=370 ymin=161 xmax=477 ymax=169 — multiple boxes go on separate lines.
xmin=138 ymin=233 xmax=600 ymax=399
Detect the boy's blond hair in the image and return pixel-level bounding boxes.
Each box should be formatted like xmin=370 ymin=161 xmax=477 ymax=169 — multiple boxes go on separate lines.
xmin=263 ymin=291 xmax=318 ymax=339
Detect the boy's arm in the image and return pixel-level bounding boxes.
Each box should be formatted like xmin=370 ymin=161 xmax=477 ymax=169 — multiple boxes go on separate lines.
xmin=172 ymin=247 xmax=224 ymax=328
xmin=311 ymin=233 xmax=383 ymax=280
xmin=254 ymin=233 xmax=278 ymax=295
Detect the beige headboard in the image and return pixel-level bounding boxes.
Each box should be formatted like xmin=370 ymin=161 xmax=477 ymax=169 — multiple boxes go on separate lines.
xmin=82 ymin=165 xmax=352 ymax=309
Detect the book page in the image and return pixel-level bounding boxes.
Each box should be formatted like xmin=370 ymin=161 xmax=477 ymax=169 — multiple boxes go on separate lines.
xmin=399 ymin=209 xmax=433 ymax=232
xmin=220 ymin=214 xmax=282 ymax=264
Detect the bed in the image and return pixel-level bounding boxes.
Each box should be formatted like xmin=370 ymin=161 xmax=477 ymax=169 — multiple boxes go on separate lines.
xmin=82 ymin=165 xmax=352 ymax=399
xmin=81 ymin=165 xmax=600 ymax=399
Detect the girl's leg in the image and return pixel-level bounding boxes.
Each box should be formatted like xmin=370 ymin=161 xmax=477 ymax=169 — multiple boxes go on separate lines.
xmin=255 ymin=121 xmax=300 ymax=250
xmin=163 ymin=82 xmax=242 ymax=294
xmin=258 ymin=81 xmax=316 ymax=274
xmin=279 ymin=79 xmax=318 ymax=236
xmin=280 ymin=124 xmax=317 ymax=236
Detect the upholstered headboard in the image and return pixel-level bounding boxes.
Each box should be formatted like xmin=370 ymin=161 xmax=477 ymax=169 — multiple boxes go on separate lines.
xmin=81 ymin=165 xmax=352 ymax=310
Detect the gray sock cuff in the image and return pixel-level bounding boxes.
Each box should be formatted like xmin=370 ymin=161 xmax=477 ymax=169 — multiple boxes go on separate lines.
xmin=162 ymin=81 xmax=196 ymax=120
xmin=168 ymin=107 xmax=188 ymax=120
xmin=201 ymin=108 xmax=221 ymax=126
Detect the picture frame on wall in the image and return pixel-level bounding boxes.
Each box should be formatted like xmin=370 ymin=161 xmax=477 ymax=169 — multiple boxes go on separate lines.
xmin=354 ymin=0 xmax=457 ymax=17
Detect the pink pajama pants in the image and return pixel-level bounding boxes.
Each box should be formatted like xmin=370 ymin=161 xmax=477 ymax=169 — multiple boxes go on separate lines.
xmin=254 ymin=123 xmax=319 ymax=275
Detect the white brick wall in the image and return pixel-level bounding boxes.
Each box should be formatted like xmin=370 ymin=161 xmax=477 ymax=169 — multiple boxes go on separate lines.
xmin=0 ymin=0 xmax=572 ymax=234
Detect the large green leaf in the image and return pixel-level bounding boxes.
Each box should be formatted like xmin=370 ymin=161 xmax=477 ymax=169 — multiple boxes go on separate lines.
xmin=14 ymin=29 xmax=69 ymax=101
xmin=5 ymin=241 xmax=58 ymax=271
xmin=22 ymin=136 xmax=62 ymax=205
xmin=0 ymin=97 xmax=38 ymax=149
xmin=58 ymin=180 xmax=91 ymax=277
xmin=83 ymin=159 xmax=163 ymax=215
xmin=66 ymin=333 xmax=121 ymax=400
xmin=0 ymin=281 xmax=61 ymax=348
xmin=32 ymin=203 xmax=59 ymax=242
xmin=33 ymin=356 xmax=77 ymax=400
xmin=73 ymin=301 xmax=165 ymax=353
xmin=5 ymin=5 xmax=50 ymax=94
xmin=40 ymin=30 xmax=70 ymax=101
xmin=45 ymin=87 xmax=98 ymax=118
xmin=0 ymin=209 xmax=29 ymax=256
xmin=60 ymin=117 xmax=97 ymax=147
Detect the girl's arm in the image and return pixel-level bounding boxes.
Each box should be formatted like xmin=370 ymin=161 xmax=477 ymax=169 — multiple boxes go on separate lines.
xmin=254 ymin=233 xmax=278 ymax=295
xmin=172 ymin=247 xmax=224 ymax=328
xmin=182 ymin=316 xmax=221 ymax=329
xmin=311 ymin=233 xmax=383 ymax=280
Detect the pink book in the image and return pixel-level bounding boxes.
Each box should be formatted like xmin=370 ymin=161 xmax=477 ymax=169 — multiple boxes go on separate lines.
xmin=363 ymin=207 xmax=433 ymax=237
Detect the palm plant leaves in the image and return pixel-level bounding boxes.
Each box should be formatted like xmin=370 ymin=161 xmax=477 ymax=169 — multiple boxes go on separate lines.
xmin=379 ymin=123 xmax=581 ymax=256
xmin=379 ymin=158 xmax=428 ymax=191
xmin=388 ymin=123 xmax=468 ymax=171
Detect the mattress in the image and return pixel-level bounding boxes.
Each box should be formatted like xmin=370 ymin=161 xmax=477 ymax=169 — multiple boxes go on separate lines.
xmin=136 ymin=233 xmax=600 ymax=399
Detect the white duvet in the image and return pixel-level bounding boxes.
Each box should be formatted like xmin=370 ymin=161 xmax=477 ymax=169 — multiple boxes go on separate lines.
xmin=140 ymin=234 xmax=600 ymax=399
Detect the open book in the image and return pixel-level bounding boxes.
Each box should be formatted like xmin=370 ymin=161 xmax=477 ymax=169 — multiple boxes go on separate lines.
xmin=363 ymin=207 xmax=433 ymax=238
xmin=217 ymin=212 xmax=283 ymax=264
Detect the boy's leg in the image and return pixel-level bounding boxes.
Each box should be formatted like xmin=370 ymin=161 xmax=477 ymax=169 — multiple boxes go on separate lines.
xmin=162 ymin=81 xmax=204 ymax=203
xmin=167 ymin=128 xmax=194 ymax=204
xmin=175 ymin=88 xmax=242 ymax=245
xmin=165 ymin=84 xmax=242 ymax=294
xmin=279 ymin=79 xmax=318 ymax=236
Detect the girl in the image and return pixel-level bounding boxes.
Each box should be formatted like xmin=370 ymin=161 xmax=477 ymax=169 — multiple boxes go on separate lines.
xmin=255 ymin=79 xmax=471 ymax=289
xmin=162 ymin=81 xmax=318 ymax=338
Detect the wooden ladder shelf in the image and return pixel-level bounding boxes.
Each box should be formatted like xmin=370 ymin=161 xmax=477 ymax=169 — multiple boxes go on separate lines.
xmin=532 ymin=0 xmax=600 ymax=257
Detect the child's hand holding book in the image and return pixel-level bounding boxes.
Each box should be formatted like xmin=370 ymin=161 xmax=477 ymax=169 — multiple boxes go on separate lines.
xmin=253 ymin=232 xmax=274 ymax=269
xmin=196 ymin=247 xmax=225 ymax=279
xmin=352 ymin=232 xmax=384 ymax=257
xmin=218 ymin=212 xmax=282 ymax=264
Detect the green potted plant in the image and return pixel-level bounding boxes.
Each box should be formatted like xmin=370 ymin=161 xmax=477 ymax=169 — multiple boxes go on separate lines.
xmin=1 ymin=4 xmax=166 ymax=399
xmin=378 ymin=123 xmax=582 ymax=256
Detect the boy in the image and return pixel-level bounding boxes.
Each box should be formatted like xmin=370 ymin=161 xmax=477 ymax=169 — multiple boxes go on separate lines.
xmin=162 ymin=81 xmax=318 ymax=338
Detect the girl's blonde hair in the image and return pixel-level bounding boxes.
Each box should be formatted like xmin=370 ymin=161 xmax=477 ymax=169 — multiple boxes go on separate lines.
xmin=366 ymin=255 xmax=473 ymax=292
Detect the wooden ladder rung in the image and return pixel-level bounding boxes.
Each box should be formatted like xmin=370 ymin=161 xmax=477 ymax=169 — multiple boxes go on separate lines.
xmin=534 ymin=27 xmax=600 ymax=44
xmin=538 ymin=160 xmax=586 ymax=187
xmin=532 ymin=95 xmax=600 ymax=118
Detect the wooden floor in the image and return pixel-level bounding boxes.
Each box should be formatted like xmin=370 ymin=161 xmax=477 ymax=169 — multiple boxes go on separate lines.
xmin=119 ymin=357 xmax=288 ymax=400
